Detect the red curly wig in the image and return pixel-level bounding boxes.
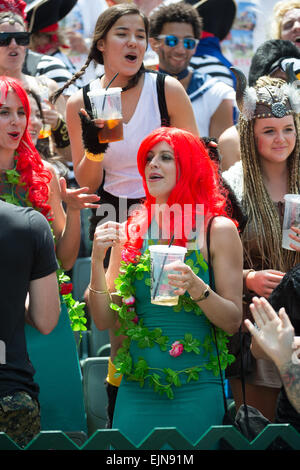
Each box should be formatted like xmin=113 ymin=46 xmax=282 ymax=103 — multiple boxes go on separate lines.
xmin=123 ymin=127 xmax=231 ymax=261
xmin=0 ymin=76 xmax=52 ymax=219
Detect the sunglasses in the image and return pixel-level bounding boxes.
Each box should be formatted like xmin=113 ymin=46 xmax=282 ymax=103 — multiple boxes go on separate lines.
xmin=157 ymin=35 xmax=199 ymax=50
xmin=0 ymin=32 xmax=30 ymax=47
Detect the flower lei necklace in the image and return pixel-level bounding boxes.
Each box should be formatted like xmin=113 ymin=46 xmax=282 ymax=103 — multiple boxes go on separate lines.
xmin=111 ymin=243 xmax=235 ymax=399
xmin=0 ymin=164 xmax=87 ymax=336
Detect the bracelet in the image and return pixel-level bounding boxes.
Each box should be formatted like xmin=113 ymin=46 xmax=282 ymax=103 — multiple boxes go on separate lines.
xmin=51 ymin=115 xmax=70 ymax=148
xmin=190 ymin=284 xmax=211 ymax=302
xmin=245 ymin=269 xmax=255 ymax=278
xmin=245 ymin=269 xmax=255 ymax=290
xmin=85 ymin=150 xmax=104 ymax=162
xmin=88 ymin=284 xmax=112 ymax=300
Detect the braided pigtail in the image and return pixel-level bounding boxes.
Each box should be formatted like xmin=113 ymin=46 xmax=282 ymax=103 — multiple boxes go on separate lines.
xmin=50 ymin=56 xmax=93 ymax=104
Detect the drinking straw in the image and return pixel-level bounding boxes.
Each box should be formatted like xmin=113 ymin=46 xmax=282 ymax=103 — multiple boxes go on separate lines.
xmin=102 ymin=72 xmax=119 ymax=111
xmin=153 ymin=234 xmax=175 ymax=300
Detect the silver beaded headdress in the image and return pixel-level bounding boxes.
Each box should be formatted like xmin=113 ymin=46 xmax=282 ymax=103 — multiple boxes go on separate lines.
xmin=231 ymin=65 xmax=300 ymax=120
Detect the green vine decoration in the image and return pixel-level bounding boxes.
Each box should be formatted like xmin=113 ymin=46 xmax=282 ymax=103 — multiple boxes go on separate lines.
xmin=0 ymin=165 xmax=87 ymax=336
xmin=111 ymin=248 xmax=235 ymax=399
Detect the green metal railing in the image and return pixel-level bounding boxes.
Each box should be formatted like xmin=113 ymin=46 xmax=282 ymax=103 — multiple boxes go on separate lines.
xmin=1 ymin=425 xmax=300 ymax=450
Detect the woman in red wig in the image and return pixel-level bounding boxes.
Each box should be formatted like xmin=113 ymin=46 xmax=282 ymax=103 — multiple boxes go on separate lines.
xmin=0 ymin=75 xmax=99 ymax=270
xmin=0 ymin=75 xmax=99 ymax=437
xmin=88 ymin=126 xmax=243 ymax=444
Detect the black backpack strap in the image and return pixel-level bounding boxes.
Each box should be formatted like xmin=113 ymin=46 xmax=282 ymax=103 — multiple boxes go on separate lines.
xmin=82 ymin=83 xmax=92 ymax=117
xmin=155 ymin=72 xmax=170 ymax=127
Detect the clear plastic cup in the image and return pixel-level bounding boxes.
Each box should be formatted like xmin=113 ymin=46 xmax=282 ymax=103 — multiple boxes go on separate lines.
xmin=87 ymin=87 xmax=123 ymax=143
xmin=282 ymin=194 xmax=300 ymax=250
xmin=149 ymin=245 xmax=187 ymax=306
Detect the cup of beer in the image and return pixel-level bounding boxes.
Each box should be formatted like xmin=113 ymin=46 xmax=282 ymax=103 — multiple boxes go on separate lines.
xmin=282 ymin=194 xmax=300 ymax=250
xmin=149 ymin=245 xmax=187 ymax=306
xmin=87 ymin=87 xmax=123 ymax=143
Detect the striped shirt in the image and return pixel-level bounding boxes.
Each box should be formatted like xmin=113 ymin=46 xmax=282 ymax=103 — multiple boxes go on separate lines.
xmin=23 ymin=49 xmax=80 ymax=96
xmin=190 ymin=54 xmax=234 ymax=88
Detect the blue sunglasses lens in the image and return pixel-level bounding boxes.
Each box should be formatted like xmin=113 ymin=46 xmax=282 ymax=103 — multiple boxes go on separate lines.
xmin=165 ymin=35 xmax=178 ymax=47
xmin=164 ymin=35 xmax=196 ymax=49
xmin=183 ymin=38 xmax=197 ymax=49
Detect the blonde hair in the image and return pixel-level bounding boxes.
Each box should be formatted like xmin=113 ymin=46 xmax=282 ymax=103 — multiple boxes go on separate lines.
xmin=239 ymin=76 xmax=300 ymax=272
xmin=271 ymin=0 xmax=300 ymax=39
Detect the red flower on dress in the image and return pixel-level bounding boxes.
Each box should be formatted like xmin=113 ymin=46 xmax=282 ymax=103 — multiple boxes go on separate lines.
xmin=123 ymin=295 xmax=135 ymax=306
xmin=60 ymin=283 xmax=73 ymax=296
xmin=121 ymin=245 xmax=140 ymax=264
xmin=169 ymin=341 xmax=184 ymax=358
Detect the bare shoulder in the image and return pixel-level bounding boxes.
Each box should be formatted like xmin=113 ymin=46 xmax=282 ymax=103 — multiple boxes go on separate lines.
xmin=164 ymin=74 xmax=186 ymax=96
xmin=42 ymin=159 xmax=56 ymax=176
xmin=219 ymin=125 xmax=239 ymax=142
xmin=211 ymin=216 xmax=240 ymax=246
xmin=66 ymin=88 xmax=84 ymax=110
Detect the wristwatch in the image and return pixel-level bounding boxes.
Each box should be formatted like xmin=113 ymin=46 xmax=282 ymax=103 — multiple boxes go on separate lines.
xmin=190 ymin=284 xmax=211 ymax=302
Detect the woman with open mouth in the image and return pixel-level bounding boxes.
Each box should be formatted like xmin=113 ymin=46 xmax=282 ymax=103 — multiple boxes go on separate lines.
xmin=0 ymin=2 xmax=72 ymax=162
xmin=0 ymin=74 xmax=101 ymax=441
xmin=51 ymin=3 xmax=199 ymax=430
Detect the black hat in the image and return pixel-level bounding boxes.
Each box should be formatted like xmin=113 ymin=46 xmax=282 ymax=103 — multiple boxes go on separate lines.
xmin=185 ymin=0 xmax=236 ymax=40
xmin=248 ymin=39 xmax=300 ymax=86
xmin=25 ymin=0 xmax=77 ymax=33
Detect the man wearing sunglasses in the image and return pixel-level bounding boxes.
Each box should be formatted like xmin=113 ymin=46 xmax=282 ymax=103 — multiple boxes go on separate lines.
xmin=149 ymin=2 xmax=236 ymax=140
xmin=0 ymin=31 xmax=30 ymax=47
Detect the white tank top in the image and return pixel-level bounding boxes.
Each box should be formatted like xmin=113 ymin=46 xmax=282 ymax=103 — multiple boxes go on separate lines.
xmin=89 ymin=72 xmax=162 ymax=199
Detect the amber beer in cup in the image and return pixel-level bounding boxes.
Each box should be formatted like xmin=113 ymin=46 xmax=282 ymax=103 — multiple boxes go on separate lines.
xmin=149 ymin=245 xmax=187 ymax=306
xmin=87 ymin=87 xmax=123 ymax=143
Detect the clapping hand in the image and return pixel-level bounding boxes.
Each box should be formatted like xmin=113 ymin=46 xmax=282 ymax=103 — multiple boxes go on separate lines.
xmin=92 ymin=221 xmax=126 ymax=262
xmin=59 ymin=177 xmax=100 ymax=211
xmin=245 ymin=296 xmax=295 ymax=367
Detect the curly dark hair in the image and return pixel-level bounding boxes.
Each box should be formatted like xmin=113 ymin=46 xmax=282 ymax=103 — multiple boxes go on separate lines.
xmin=149 ymin=1 xmax=202 ymax=39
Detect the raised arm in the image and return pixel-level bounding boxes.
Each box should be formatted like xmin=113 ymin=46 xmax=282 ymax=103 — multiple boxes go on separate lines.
xmin=245 ymin=297 xmax=300 ymax=413
xmin=45 ymin=161 xmax=100 ymax=270
xmin=66 ymin=90 xmax=105 ymax=192
xmin=88 ymin=221 xmax=126 ymax=331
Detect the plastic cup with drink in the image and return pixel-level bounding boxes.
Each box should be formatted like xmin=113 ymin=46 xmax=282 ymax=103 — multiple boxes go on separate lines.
xmin=282 ymin=194 xmax=300 ymax=250
xmin=149 ymin=245 xmax=187 ymax=306
xmin=87 ymin=87 xmax=123 ymax=143
xmin=38 ymin=85 xmax=52 ymax=139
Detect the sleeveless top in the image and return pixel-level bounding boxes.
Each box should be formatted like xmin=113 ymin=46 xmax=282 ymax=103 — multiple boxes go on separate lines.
xmin=86 ymin=72 xmax=163 ymax=199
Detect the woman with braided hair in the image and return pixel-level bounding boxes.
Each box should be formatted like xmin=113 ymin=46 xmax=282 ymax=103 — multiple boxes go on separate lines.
xmin=51 ymin=4 xmax=198 ymax=427
xmin=51 ymin=3 xmax=198 ymax=239
xmin=223 ymin=68 xmax=300 ymax=422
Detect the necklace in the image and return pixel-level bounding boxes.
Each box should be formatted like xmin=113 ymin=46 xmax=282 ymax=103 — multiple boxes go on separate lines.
xmin=111 ymin=247 xmax=235 ymax=399
xmin=0 ymin=162 xmax=87 ymax=336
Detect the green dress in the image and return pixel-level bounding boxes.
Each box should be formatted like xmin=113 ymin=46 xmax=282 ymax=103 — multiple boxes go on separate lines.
xmin=0 ymin=176 xmax=87 ymax=434
xmin=112 ymin=242 xmax=225 ymax=446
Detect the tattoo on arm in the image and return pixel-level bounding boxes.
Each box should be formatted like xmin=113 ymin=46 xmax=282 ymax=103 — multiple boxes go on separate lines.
xmin=279 ymin=361 xmax=300 ymax=413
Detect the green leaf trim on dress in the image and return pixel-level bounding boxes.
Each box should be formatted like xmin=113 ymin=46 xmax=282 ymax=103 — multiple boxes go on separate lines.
xmin=111 ymin=248 xmax=235 ymax=399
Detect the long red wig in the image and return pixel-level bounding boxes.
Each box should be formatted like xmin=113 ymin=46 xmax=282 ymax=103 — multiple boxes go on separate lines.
xmin=123 ymin=127 xmax=231 ymax=261
xmin=0 ymin=76 xmax=52 ymax=219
